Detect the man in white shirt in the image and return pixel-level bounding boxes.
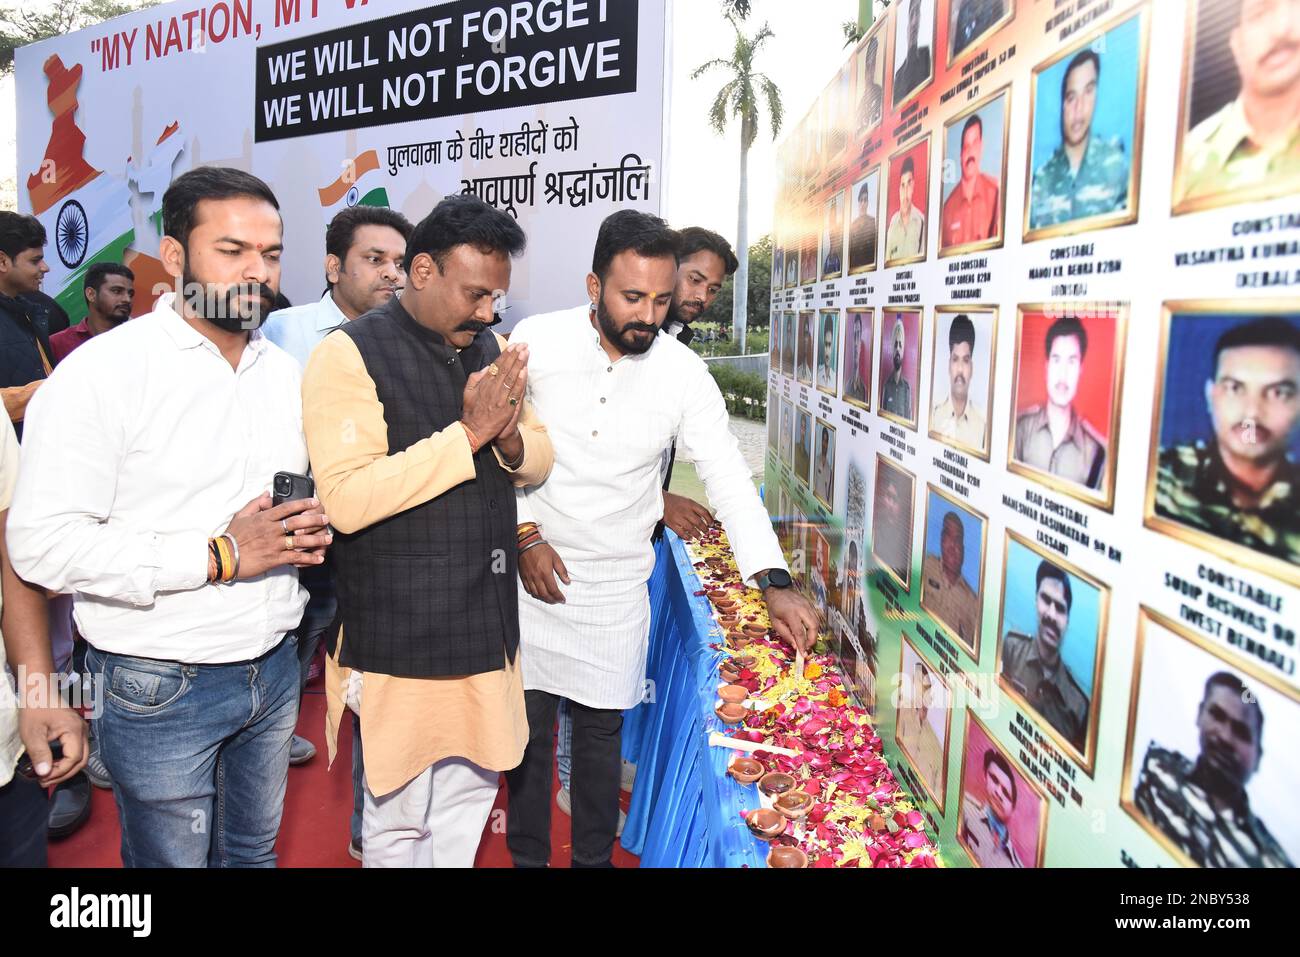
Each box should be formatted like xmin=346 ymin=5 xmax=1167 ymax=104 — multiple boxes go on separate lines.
xmin=0 ymin=420 xmax=87 ymax=866
xmin=6 ymin=167 xmax=332 ymax=867
xmin=262 ymin=203 xmax=411 ymax=856
xmin=506 ymin=211 xmax=819 ymax=867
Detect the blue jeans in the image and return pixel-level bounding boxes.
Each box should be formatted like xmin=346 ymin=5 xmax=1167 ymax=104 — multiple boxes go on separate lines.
xmin=0 ymin=772 xmax=48 ymax=867
xmin=351 ymin=711 xmax=364 ymax=847
xmin=556 ymin=698 xmax=572 ymax=791
xmin=86 ymin=636 xmax=300 ymax=868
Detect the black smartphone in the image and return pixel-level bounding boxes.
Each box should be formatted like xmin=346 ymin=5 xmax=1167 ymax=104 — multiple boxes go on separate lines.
xmin=16 ymin=740 xmax=64 ymax=780
xmin=272 ymin=471 xmax=315 ymax=507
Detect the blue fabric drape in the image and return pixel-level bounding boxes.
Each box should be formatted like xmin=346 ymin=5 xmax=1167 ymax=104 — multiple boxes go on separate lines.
xmin=620 ymin=533 xmax=768 ymax=868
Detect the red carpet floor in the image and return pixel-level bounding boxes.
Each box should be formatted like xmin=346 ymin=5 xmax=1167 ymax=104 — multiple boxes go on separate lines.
xmin=47 ymin=678 xmax=640 ymax=869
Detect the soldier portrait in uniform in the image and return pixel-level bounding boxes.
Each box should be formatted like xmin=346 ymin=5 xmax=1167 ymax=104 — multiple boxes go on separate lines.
xmin=896 ymin=638 xmax=952 ymax=810
xmin=940 ymin=87 xmax=1010 ymax=257
xmin=871 ymin=454 xmax=916 ymax=591
xmin=795 ymin=408 xmax=813 ymax=488
xmin=785 ymin=235 xmax=801 ymax=287
xmin=779 ymin=398 xmax=795 ymax=468
xmin=809 ymin=526 xmax=831 ymax=610
xmin=957 ymin=713 xmax=1050 ymax=868
xmin=822 ymin=191 xmax=847 ymax=281
xmin=1010 ymin=306 xmax=1126 ymax=510
xmin=879 ymin=308 xmax=923 ymax=430
xmin=997 ymin=532 xmax=1108 ymax=772
xmin=1146 ymin=304 xmax=1300 ymax=587
xmin=814 ymin=418 xmax=837 ymax=511
xmin=855 ymin=26 xmax=886 ymax=138
xmin=930 ymin=307 xmax=997 ymax=460
xmin=892 ymin=0 xmax=937 ymax=110
xmin=848 ymin=170 xmax=881 ymax=275
xmin=919 ymin=485 xmax=987 ymax=659
xmin=781 ymin=311 xmax=796 ymax=376
xmin=1174 ymin=0 xmax=1300 ymax=215
xmin=796 ymin=310 xmax=815 ymax=386
xmin=1122 ymin=608 xmax=1298 ymax=868
xmin=769 ymin=311 xmax=781 ymax=368
xmin=816 ymin=310 xmax=839 ymax=396
xmin=1024 ymin=7 xmax=1147 ymax=241
xmin=948 ymin=0 xmax=1014 ymax=67
xmin=772 ymin=244 xmax=784 ymax=292
xmin=885 ymin=137 xmax=931 ymax=267
xmin=842 ymin=308 xmax=874 ymax=411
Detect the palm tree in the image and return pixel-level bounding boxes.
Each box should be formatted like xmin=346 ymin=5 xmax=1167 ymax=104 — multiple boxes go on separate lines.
xmin=693 ymin=17 xmax=782 ymax=353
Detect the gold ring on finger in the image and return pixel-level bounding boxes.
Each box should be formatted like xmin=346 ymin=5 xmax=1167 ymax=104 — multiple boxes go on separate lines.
xmin=487 ymin=363 xmax=500 ymax=376
xmin=509 ymin=396 xmax=518 ymax=406
xmin=285 ymin=535 xmax=295 ymax=551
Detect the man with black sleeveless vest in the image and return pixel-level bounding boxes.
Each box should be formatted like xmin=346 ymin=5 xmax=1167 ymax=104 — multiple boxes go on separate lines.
xmin=302 ymin=195 xmax=552 ymax=868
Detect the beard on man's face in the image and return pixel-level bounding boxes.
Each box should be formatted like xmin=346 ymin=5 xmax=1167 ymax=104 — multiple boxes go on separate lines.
xmin=668 ymin=295 xmax=704 ymax=327
xmin=183 ymin=266 xmax=277 ymax=332
xmin=596 ymin=293 xmax=659 ymax=356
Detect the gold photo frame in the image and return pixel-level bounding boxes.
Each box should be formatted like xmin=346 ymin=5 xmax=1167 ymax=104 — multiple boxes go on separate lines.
xmin=955 ymin=711 xmax=1051 ymax=868
xmin=878 ymin=305 xmax=924 ymax=432
xmin=794 ymin=407 xmax=814 ymax=490
xmin=842 ymin=307 xmax=874 ymax=412
xmin=813 ymin=416 xmax=837 ymax=512
xmin=883 ymin=134 xmax=932 ymax=269
xmin=1171 ymin=1 xmax=1300 ymax=216
xmin=870 ymin=452 xmax=917 ymax=593
xmin=929 ymin=304 xmax=998 ymax=462
xmin=1143 ymin=299 xmax=1300 ymax=589
xmin=918 ymin=483 xmax=988 ymax=661
xmin=895 ymin=633 xmax=953 ymax=813
xmin=852 ymin=19 xmax=889 ymax=141
xmin=994 ymin=529 xmax=1110 ymax=777
xmin=1021 ymin=3 xmax=1150 ymax=243
xmin=946 ymin=0 xmax=1016 ymax=70
xmin=847 ymin=166 xmax=882 ymax=276
xmin=1006 ymin=303 xmax=1128 ymax=512
xmin=890 ymin=0 xmax=938 ymax=112
xmin=938 ymin=84 xmax=1012 ymax=259
xmin=816 ymin=309 xmax=840 ymax=398
xmin=1120 ymin=606 xmax=1300 ymax=869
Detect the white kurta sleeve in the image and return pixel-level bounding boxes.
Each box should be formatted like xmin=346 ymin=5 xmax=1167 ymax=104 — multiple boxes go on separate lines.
xmin=676 ymin=357 xmax=787 ymax=587
xmin=6 ymin=363 xmax=209 ymax=605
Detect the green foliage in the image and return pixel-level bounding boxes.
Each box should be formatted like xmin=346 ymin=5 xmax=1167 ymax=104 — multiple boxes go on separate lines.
xmin=700 ymin=233 xmax=773 ymax=331
xmin=692 ymin=17 xmax=783 ymax=153
xmin=707 ymin=363 xmax=767 ymax=420
xmin=1 ymin=0 xmax=160 ymax=74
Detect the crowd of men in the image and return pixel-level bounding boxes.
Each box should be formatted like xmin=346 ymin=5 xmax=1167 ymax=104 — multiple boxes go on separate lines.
xmin=0 ymin=167 xmax=818 ymax=868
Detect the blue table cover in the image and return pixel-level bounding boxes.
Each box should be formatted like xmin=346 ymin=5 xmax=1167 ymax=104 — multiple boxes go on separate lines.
xmin=620 ymin=533 xmax=771 ymax=867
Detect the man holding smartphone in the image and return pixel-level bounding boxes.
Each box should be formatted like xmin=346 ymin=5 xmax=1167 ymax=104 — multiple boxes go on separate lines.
xmin=7 ymin=168 xmax=331 ymax=867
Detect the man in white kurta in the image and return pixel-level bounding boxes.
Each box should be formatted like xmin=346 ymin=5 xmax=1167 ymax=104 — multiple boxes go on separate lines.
xmin=504 ymin=211 xmax=819 ymax=867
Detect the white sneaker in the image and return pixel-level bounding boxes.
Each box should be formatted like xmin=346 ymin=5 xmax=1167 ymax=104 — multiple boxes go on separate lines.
xmin=289 ymin=734 xmax=317 ymax=766
xmin=556 ymin=787 xmax=626 ymax=836
xmin=348 ymin=839 xmax=362 ymax=862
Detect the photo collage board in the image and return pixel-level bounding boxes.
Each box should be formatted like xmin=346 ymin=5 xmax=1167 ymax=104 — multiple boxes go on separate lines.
xmin=767 ymin=0 xmax=1300 ymax=868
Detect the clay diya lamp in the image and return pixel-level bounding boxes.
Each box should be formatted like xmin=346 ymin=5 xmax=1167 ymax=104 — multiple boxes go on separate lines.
xmin=745 ymin=808 xmax=785 ymax=841
xmin=713 ymin=599 xmax=739 ymax=612
xmin=728 ymin=757 xmax=764 ymax=785
xmin=707 ymin=589 xmax=729 ymax=601
xmin=758 ymin=772 xmax=797 ymax=799
xmin=715 ymin=702 xmax=747 ymax=725
xmin=719 ymin=662 xmax=742 ymax=683
xmin=742 ymin=622 xmax=769 ymax=639
xmin=727 ymin=632 xmax=752 ymax=649
xmin=718 ymin=684 xmax=749 ymax=705
xmin=774 ymin=790 xmax=814 ymax=821
xmin=718 ymin=614 xmax=741 ymax=627
xmin=732 ymin=655 xmax=757 ymax=671
xmin=767 ymin=845 xmax=808 ymax=868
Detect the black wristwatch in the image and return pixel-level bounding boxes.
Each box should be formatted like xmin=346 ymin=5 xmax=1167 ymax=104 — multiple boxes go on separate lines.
xmin=755 ymin=568 xmax=792 ymax=590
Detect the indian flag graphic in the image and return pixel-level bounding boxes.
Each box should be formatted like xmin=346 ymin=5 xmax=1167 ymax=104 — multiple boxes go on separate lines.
xmin=318 ymin=149 xmax=391 ymax=218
